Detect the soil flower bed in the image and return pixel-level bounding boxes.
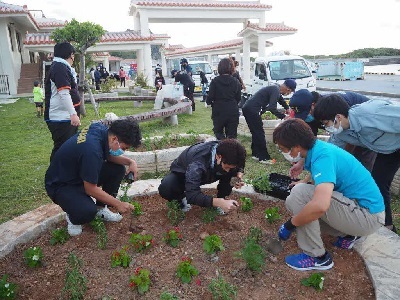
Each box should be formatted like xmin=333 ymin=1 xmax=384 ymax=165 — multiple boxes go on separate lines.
xmin=0 ymin=192 xmax=374 ymax=299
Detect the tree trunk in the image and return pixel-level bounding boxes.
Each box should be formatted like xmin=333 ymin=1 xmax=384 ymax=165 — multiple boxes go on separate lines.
xmin=85 ymin=81 xmax=99 ymax=118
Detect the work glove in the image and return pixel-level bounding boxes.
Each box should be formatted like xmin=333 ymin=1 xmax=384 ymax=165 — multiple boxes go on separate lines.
xmin=278 ymin=218 xmax=296 ymax=241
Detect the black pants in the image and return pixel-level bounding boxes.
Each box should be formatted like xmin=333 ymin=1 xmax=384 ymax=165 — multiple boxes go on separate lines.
xmin=158 ymin=172 xmax=186 ymax=203
xmin=95 ymin=80 xmax=100 ymax=90
xmin=371 ymin=150 xmax=400 ymax=226
xmin=47 ymin=122 xmax=78 ymax=161
xmin=212 ymin=110 xmax=239 ymax=140
xmin=46 ymin=162 xmax=125 ymax=225
xmin=242 ymin=110 xmax=270 ymax=160
xmin=184 ymin=85 xmax=195 ymax=111
xmin=120 ymin=77 xmax=126 ymax=87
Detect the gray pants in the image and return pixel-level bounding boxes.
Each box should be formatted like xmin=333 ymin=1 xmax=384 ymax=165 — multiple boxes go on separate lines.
xmin=286 ymin=183 xmax=385 ymax=257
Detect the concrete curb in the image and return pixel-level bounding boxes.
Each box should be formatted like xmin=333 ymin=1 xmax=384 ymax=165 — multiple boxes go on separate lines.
xmin=0 ymin=180 xmax=399 ymax=299
xmin=317 ymin=87 xmax=400 ymax=99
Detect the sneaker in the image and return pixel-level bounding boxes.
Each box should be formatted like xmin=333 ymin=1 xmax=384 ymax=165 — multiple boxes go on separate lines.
xmin=96 ymin=205 xmax=123 ymax=222
xmin=181 ymin=198 xmax=192 ymax=213
xmin=259 ymin=159 xmax=276 ymax=165
xmin=66 ymin=215 xmax=82 ymax=236
xmin=251 ymin=156 xmax=259 ymax=161
xmin=216 ymin=207 xmax=226 ymax=216
xmin=334 ymin=235 xmax=360 ymax=249
xmin=285 ymin=252 xmax=334 ymax=271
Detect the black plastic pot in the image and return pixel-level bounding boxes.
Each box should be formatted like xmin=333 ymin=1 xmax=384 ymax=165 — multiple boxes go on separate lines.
xmin=254 ymin=173 xmax=298 ymax=200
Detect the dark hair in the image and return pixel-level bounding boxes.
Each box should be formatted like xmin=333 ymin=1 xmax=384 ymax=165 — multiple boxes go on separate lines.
xmin=108 ymin=119 xmax=142 ymax=147
xmin=216 ymin=139 xmax=246 ymax=168
xmin=273 ymin=119 xmax=315 ymax=150
xmin=33 ymin=80 xmax=40 ymax=87
xmin=218 ymin=58 xmax=234 ymax=75
xmin=53 ymin=42 xmax=75 ymax=59
xmin=313 ymin=94 xmax=350 ymax=121
xmin=311 ymin=91 xmax=321 ymax=104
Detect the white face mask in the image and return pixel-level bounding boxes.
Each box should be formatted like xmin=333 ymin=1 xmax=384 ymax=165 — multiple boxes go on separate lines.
xmin=325 ymin=117 xmax=344 ymax=134
xmin=282 ymin=149 xmax=302 ymax=163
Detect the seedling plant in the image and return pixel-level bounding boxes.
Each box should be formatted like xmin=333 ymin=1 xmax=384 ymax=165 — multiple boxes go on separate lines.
xmin=203 ymin=234 xmax=225 ymax=255
xmin=129 ymin=267 xmax=151 ymax=295
xmin=176 ymin=257 xmax=199 ymax=284
xmin=130 ymin=200 xmax=143 ymax=217
xmin=208 ymin=275 xmax=237 ymax=300
xmin=236 ymin=229 xmax=266 ymax=272
xmin=50 ymin=227 xmax=70 ymax=245
xmin=202 ymin=207 xmax=219 ymax=223
xmin=239 ymin=196 xmax=253 ymax=212
xmin=61 ymin=253 xmax=87 ymax=300
xmin=0 ymin=275 xmax=17 ymax=300
xmin=246 ymin=226 xmax=263 ymax=244
xmin=111 ymin=246 xmax=131 ymax=268
xmin=89 ymin=216 xmax=108 ymax=249
xmin=265 ymin=206 xmax=281 ymax=224
xmin=163 ymin=227 xmax=183 ymax=248
xmin=160 ymin=291 xmax=179 ymax=300
xmin=252 ymin=173 xmax=272 ymax=194
xmin=23 ymin=246 xmax=43 ymax=268
xmin=129 ymin=233 xmax=154 ymax=252
xmin=301 ymin=273 xmax=325 ymax=290
xmin=167 ymin=200 xmax=185 ymax=226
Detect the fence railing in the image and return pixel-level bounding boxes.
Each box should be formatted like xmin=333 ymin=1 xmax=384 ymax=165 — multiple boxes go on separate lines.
xmin=0 ymin=75 xmax=10 ymax=95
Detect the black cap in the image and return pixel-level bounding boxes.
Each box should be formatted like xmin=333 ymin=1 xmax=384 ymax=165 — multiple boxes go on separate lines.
xmin=171 ymin=69 xmax=178 ymax=78
xmin=283 ymin=79 xmax=297 ymax=92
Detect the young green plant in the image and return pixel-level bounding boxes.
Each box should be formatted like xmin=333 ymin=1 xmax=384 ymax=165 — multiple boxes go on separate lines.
xmin=252 ymin=173 xmax=272 ymax=194
xmin=111 ymin=246 xmax=131 ymax=268
xmin=61 ymin=253 xmax=87 ymax=300
xmin=239 ymin=196 xmax=253 ymax=212
xmin=50 ymin=227 xmax=70 ymax=245
xmin=163 ymin=227 xmax=183 ymax=248
xmin=89 ymin=216 xmax=108 ymax=249
xmin=265 ymin=207 xmax=281 ymax=224
xmin=208 ymin=275 xmax=237 ymax=300
xmin=166 ymin=200 xmax=185 ymax=226
xmin=129 ymin=233 xmax=154 ymax=252
xmin=160 ymin=291 xmax=179 ymax=300
xmin=0 ymin=275 xmax=17 ymax=300
xmin=23 ymin=246 xmax=43 ymax=268
xmin=202 ymin=207 xmax=219 ymax=223
xmin=203 ymin=234 xmax=225 ymax=255
xmin=176 ymin=257 xmax=199 ymax=284
xmin=301 ymin=273 xmax=325 ymax=290
xmin=129 ymin=267 xmax=151 ymax=295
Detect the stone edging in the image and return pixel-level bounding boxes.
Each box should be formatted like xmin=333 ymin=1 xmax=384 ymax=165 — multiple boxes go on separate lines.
xmin=0 ymin=179 xmax=399 ymax=299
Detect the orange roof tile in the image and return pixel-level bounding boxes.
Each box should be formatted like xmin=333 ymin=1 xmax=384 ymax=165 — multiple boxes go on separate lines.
xmin=132 ymin=0 xmax=271 ymax=9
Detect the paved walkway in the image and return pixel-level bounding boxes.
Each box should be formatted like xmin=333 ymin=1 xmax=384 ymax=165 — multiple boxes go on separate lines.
xmin=0 ymin=179 xmax=399 ymax=299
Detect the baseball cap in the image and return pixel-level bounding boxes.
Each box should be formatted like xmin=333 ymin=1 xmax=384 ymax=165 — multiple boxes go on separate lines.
xmin=289 ymin=89 xmax=314 ymax=120
xmin=283 ymin=79 xmax=297 ymax=92
xmin=171 ymin=69 xmax=178 ymax=78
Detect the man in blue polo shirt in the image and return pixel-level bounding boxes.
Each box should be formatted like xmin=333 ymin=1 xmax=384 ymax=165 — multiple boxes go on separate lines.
xmin=45 ymin=119 xmax=142 ymax=236
xmin=273 ymin=119 xmax=384 ymax=271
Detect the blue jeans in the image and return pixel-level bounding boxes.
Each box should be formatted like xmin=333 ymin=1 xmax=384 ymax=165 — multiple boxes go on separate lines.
xmin=201 ymin=83 xmax=208 ymax=96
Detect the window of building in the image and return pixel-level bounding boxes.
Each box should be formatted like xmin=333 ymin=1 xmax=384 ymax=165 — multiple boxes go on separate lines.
xmin=8 ymin=26 xmax=14 ymax=51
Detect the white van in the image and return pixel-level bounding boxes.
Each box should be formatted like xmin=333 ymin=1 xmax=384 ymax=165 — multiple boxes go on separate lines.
xmin=243 ymin=55 xmax=316 ymax=100
xmin=188 ymin=60 xmax=215 ymax=92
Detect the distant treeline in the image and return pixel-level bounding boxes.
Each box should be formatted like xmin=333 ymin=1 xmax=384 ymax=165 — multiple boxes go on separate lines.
xmin=303 ymin=48 xmax=400 ymax=59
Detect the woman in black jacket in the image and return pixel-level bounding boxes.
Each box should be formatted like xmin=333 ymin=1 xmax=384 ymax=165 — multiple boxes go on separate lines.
xmin=206 ymin=58 xmax=242 ymax=140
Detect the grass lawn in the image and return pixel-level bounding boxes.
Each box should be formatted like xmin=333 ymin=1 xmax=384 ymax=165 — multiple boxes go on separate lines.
xmin=0 ymin=95 xmax=398 ymax=231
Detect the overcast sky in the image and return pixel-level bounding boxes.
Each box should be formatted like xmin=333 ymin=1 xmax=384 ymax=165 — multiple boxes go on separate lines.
xmin=12 ymin=0 xmax=400 ymax=56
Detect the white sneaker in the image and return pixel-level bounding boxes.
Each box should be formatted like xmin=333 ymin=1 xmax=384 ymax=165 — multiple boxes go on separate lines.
xmin=251 ymin=156 xmax=259 ymax=161
xmin=66 ymin=215 xmax=82 ymax=236
xmin=96 ymin=206 xmax=123 ymax=222
xmin=181 ymin=198 xmax=192 ymax=212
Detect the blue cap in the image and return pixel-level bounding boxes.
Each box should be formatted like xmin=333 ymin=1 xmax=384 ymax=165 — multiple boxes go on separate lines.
xmin=283 ymin=79 xmax=297 ymax=92
xmin=289 ymin=89 xmax=314 ymax=120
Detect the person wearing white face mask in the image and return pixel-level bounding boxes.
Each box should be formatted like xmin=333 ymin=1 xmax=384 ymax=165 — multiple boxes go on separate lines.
xmin=45 ymin=119 xmax=142 ymax=236
xmin=313 ymin=96 xmax=400 ymax=233
xmin=272 ymin=119 xmax=385 ymax=271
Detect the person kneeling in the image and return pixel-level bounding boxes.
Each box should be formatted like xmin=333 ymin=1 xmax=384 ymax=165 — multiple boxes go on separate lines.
xmin=45 ymin=119 xmax=142 ymax=236
xmin=273 ymin=119 xmax=384 ymax=271
xmin=158 ymin=139 xmax=246 ymax=215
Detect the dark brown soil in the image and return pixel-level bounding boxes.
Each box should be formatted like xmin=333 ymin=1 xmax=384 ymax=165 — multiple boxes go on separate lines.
xmin=0 ymin=192 xmax=374 ymax=300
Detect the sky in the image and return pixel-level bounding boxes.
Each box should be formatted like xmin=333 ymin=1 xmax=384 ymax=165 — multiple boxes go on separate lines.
xmin=11 ymin=0 xmax=400 ymax=56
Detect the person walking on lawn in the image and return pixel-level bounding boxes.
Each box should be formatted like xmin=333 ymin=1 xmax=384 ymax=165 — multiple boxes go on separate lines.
xmin=45 ymin=119 xmax=142 ymax=236
xmin=313 ymin=96 xmax=400 ymax=233
xmin=242 ymin=79 xmax=295 ymax=164
xmin=274 ymin=118 xmax=384 ymax=271
xmin=158 ymin=139 xmax=246 ymax=215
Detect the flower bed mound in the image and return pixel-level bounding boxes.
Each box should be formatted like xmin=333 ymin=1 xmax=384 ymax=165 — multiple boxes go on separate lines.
xmin=0 ymin=192 xmax=374 ymax=299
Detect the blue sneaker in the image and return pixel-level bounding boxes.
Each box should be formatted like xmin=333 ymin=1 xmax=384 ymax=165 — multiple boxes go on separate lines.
xmin=285 ymin=252 xmax=334 ymax=271
xmin=334 ymin=236 xmax=360 ymax=249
